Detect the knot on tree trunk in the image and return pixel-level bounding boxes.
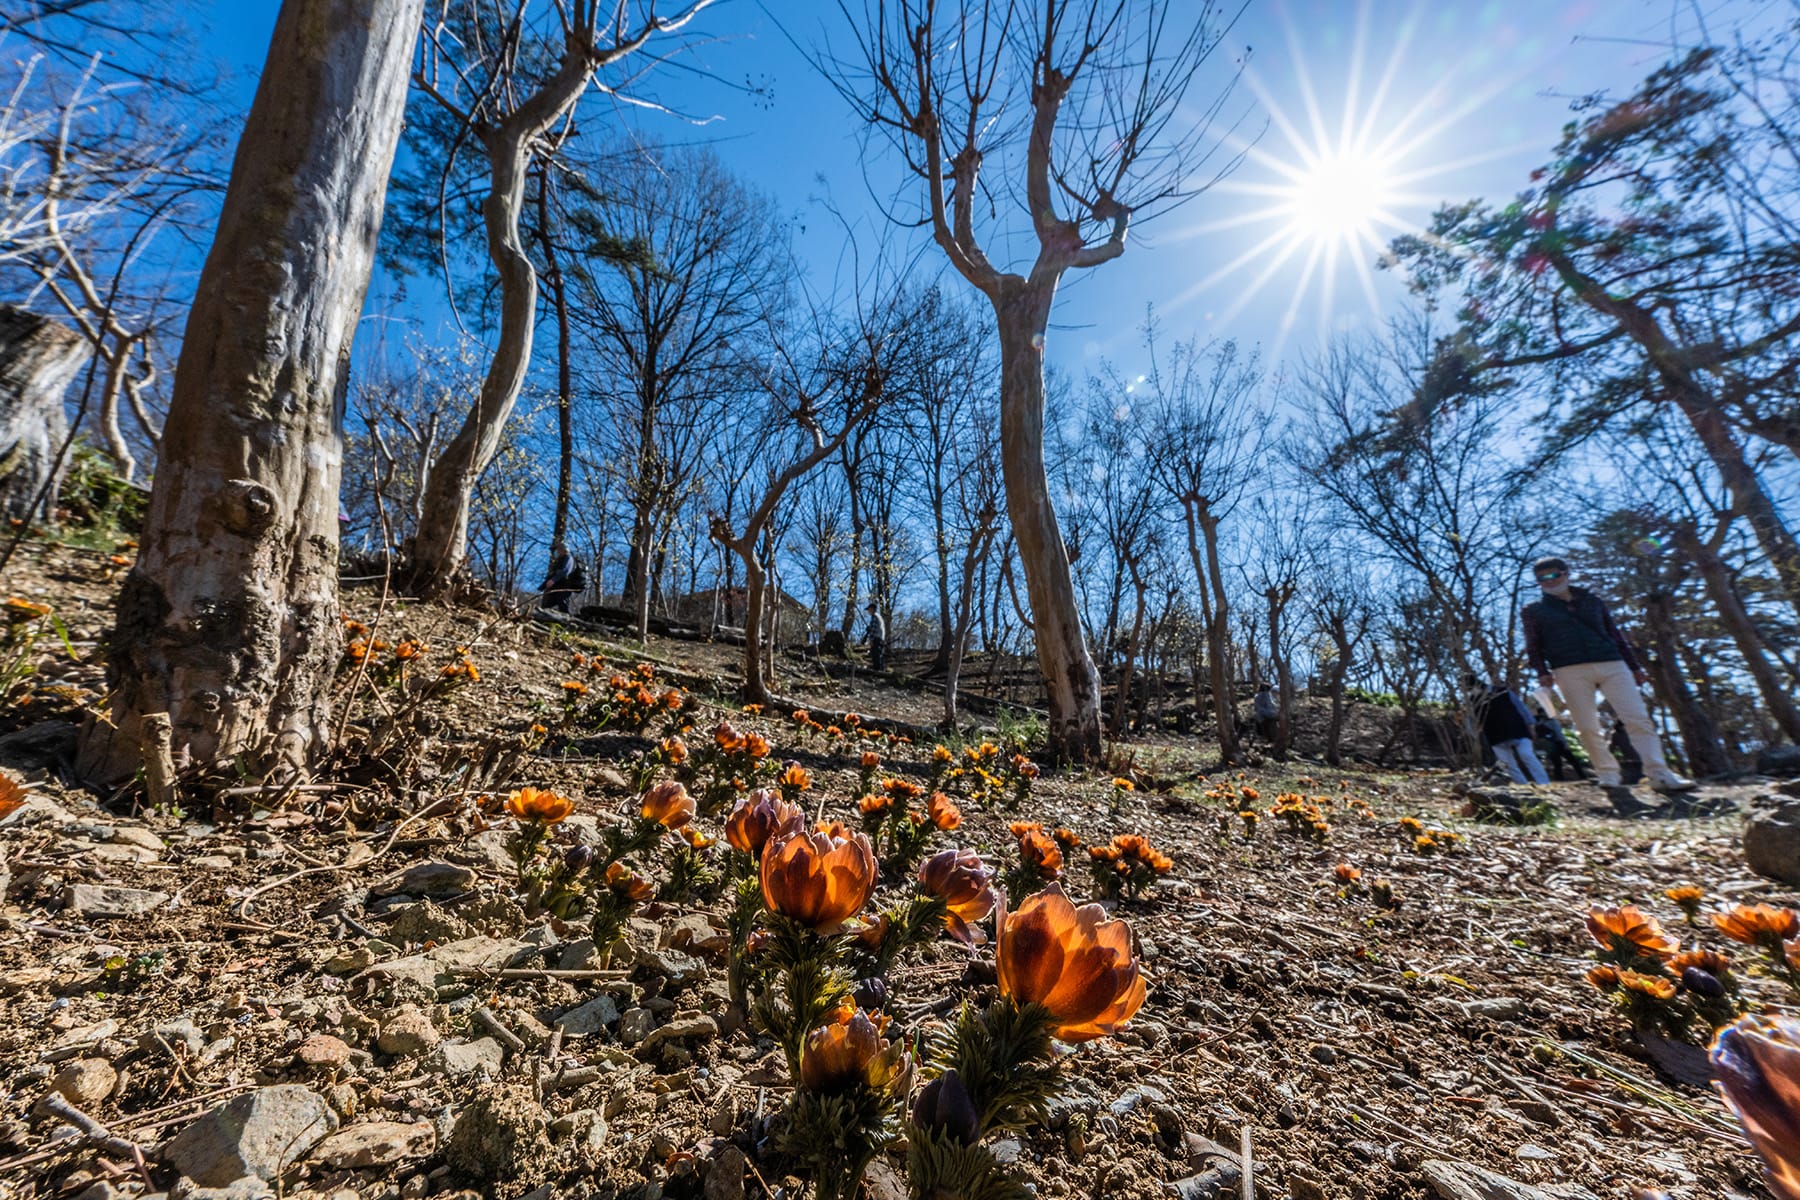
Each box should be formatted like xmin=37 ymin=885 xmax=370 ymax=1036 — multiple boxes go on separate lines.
xmin=213 ymin=479 xmax=281 ymax=536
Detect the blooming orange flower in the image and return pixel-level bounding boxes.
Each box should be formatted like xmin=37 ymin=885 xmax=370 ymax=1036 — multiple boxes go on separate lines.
xmin=1665 ymin=885 xmax=1705 ymax=912
xmin=932 ymin=745 xmax=953 ymax=764
xmin=725 ymin=789 xmax=804 ymax=855
xmin=857 ymin=793 xmax=894 ymax=818
xmin=1586 ymin=965 xmax=1621 ymax=991
xmin=1398 ymin=816 xmax=1423 ymax=833
xmin=1670 ymin=948 xmax=1733 ymax=976
xmin=682 ymin=827 xmax=715 ymax=850
xmin=640 ymin=781 xmax=695 ymax=830
xmin=561 ymin=680 xmax=589 ymax=696
xmin=603 ymin=861 xmax=653 ymax=902
xmin=0 ymin=773 xmax=29 ymax=820
xmin=927 ymin=792 xmax=961 ymax=831
xmin=860 ymin=750 xmax=881 ymax=769
xmin=1240 ymin=786 xmax=1259 ymax=802
xmin=1017 ymin=827 xmax=1063 ymax=877
xmin=1051 ymin=828 xmax=1081 ymax=852
xmin=1714 ymin=905 xmax=1800 ymax=947
xmin=504 ymin=787 xmax=574 ymax=824
xmin=2 ymin=597 xmax=51 ymax=621
xmin=393 ymin=639 xmax=427 ymax=660
xmin=799 ymin=1008 xmax=912 ymax=1097
xmin=996 ymin=884 xmax=1145 ymax=1043
xmin=761 ymin=825 xmax=878 ymax=931
xmin=1618 ymin=969 xmax=1677 ymax=1002
xmin=743 ymin=732 xmax=772 ymax=759
xmin=1586 ymin=906 xmax=1679 ymax=959
xmin=1712 ymin=1015 xmax=1800 ymax=1200
xmin=1334 ymin=863 xmax=1362 ymax=884
xmin=778 ymin=762 xmax=813 ymax=791
xmin=713 ymin=720 xmax=745 ymax=751
xmin=1112 ymin=777 xmax=1135 ymax=792
xmin=918 ymin=848 xmax=998 ymax=944
xmin=661 ymin=736 xmax=688 ymax=764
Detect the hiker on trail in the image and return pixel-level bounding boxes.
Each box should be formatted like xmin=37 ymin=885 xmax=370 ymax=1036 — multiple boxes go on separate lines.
xmin=864 ymin=602 xmax=886 ymax=672
xmin=539 ymin=544 xmax=583 ymax=614
xmin=1522 ymin=556 xmax=1695 ymax=793
xmin=1252 ymin=683 xmax=1278 ymax=743
xmin=1533 ymin=710 xmax=1585 ymax=781
xmin=1462 ymin=672 xmax=1549 ymax=785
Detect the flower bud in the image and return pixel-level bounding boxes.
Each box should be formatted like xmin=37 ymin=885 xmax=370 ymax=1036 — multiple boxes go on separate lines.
xmin=563 ymin=844 xmax=595 ymax=873
xmin=853 ymin=976 xmax=890 ymax=1012
xmin=1682 ymin=966 xmax=1725 ymax=998
xmin=912 ymin=1069 xmax=980 ymax=1146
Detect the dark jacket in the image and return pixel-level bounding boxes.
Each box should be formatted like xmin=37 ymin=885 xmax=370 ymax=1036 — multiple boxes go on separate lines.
xmin=1471 ymin=685 xmax=1534 ymax=744
xmin=1522 ymin=586 xmax=1641 ymax=675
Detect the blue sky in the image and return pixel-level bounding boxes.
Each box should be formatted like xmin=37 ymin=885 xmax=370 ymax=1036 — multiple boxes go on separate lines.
xmin=188 ymin=0 xmax=1737 ymax=382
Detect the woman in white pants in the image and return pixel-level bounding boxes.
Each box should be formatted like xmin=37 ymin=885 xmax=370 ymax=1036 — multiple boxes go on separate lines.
xmin=1520 ymin=557 xmax=1695 ymax=792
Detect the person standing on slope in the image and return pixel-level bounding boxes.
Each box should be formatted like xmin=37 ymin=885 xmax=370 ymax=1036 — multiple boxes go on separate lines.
xmin=1522 ymin=556 xmax=1695 ymax=794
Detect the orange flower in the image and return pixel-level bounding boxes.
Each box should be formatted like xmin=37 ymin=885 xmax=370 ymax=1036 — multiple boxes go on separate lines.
xmin=504 ymin=787 xmax=574 ymax=824
xmin=640 ymin=780 xmax=695 ymax=830
xmin=1334 ymin=863 xmax=1362 ymax=884
xmin=927 ymin=792 xmax=961 ymax=831
xmin=660 ymin=736 xmax=688 ymax=764
xmin=1711 ymin=1015 xmax=1800 ymax=1200
xmin=713 ymin=720 xmax=745 ymax=751
xmin=1665 ymin=885 xmax=1705 ymax=911
xmin=1398 ymin=816 xmax=1422 ymax=833
xmin=1618 ymin=969 xmax=1677 ymax=1002
xmin=1112 ymin=777 xmax=1135 ymax=792
xmin=1585 ymin=965 xmax=1621 ymax=991
xmin=393 ymin=639 xmax=426 ymax=660
xmin=1052 ymin=828 xmax=1081 ymax=853
xmin=1671 ymin=948 xmax=1733 ymax=976
xmin=932 ymin=745 xmax=953 ymax=764
xmin=1240 ymin=786 xmax=1259 ymax=802
xmin=1017 ymin=828 xmax=1063 ymax=877
xmin=857 ymin=793 xmax=893 ymax=818
xmin=778 ymin=762 xmax=813 ymax=792
xmin=761 ymin=825 xmax=878 ymax=931
xmin=1585 ymin=905 xmax=1678 ymax=959
xmin=860 ymin=750 xmax=881 ymax=769
xmin=682 ymin=827 xmax=715 ymax=850
xmin=996 ymin=884 xmax=1146 ymax=1044
xmin=603 ymin=862 xmax=653 ymax=902
xmin=724 ymin=789 xmax=804 ymax=855
xmin=0 ymin=773 xmax=29 ymax=820
xmin=799 ymin=1008 xmax=912 ymax=1097
xmin=561 ymin=680 xmax=589 ymax=696
xmin=744 ymin=732 xmax=772 ymax=759
xmin=1714 ymin=905 xmax=1800 ymax=947
xmin=2 ymin=597 xmax=51 ymax=621
xmin=918 ymin=848 xmax=998 ymax=944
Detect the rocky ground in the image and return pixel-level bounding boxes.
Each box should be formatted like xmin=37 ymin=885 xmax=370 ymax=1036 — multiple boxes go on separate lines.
xmin=2 ymin=536 xmax=1797 ymax=1200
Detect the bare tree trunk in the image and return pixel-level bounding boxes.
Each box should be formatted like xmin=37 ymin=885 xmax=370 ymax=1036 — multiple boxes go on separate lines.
xmin=1111 ymin=555 xmax=1147 ymax=738
xmin=1672 ymin=525 xmax=1800 ymax=743
xmin=1195 ymin=504 xmax=1240 ymax=763
xmin=0 ymin=306 xmax=87 ymax=522
xmin=996 ymin=285 xmax=1102 ymax=762
xmin=1641 ymin=586 xmax=1731 ymax=775
xmin=1325 ymin=625 xmax=1352 ymax=767
xmin=76 ymin=0 xmax=420 ymax=785
xmin=535 ymin=171 xmax=575 ymax=554
xmin=1266 ymin=583 xmax=1295 ymax=759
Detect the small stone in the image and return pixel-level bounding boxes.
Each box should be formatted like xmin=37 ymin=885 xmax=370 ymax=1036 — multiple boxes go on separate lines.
xmin=49 ymin=1058 xmax=117 ymax=1108
xmin=1287 ymin=1169 xmax=1328 ymax=1200
xmin=146 ymin=1019 xmax=204 ymax=1057
xmin=162 ymin=1085 xmax=339 ymax=1186
xmin=64 ymin=884 xmax=169 ymax=919
xmin=1463 ymin=997 xmax=1525 ymax=1021
xmin=638 ymin=946 xmax=706 ymax=985
xmin=444 ymin=1085 xmax=550 ymax=1187
xmin=295 ymin=1035 xmax=353 ymax=1071
xmin=1310 ymin=1044 xmax=1338 ymax=1066
xmin=1109 ymin=1084 xmax=1167 ymax=1117
xmin=703 ymin=1144 xmax=747 ymax=1200
xmin=556 ymin=938 xmax=601 ymax=971
xmin=370 ymin=861 xmax=478 ymax=900
xmin=558 ymin=994 xmax=621 ymax=1036
xmin=1514 ymin=1143 xmax=1556 ymax=1161
xmin=619 ymin=1007 xmax=655 ymax=1045
xmin=431 ymin=1038 xmax=505 ymax=1078
xmin=377 ymin=1007 xmax=440 ymax=1057
xmin=640 ymin=1014 xmax=718 ymax=1053
xmin=387 ymin=900 xmax=474 ymax=945
xmin=110 ymin=826 xmax=167 ymax=853
xmin=990 ymin=1138 xmax=1023 ymax=1165
xmin=1170 ymin=1165 xmax=1243 ymax=1200
xmin=312 ymin=1120 xmax=435 ymax=1169
xmin=325 ymin=946 xmax=378 ymax=975
xmin=709 ymin=1091 xmax=736 ymax=1137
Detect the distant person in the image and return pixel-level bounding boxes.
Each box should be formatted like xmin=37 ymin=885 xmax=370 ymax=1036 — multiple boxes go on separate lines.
xmin=1252 ymin=682 xmax=1278 ymax=743
xmin=1522 ymin=556 xmax=1695 ymax=793
xmin=1462 ymin=672 xmax=1549 ymax=785
xmin=864 ymin=602 xmax=886 ymax=672
xmin=539 ymin=544 xmax=583 ymax=614
xmin=1533 ymin=711 xmax=1585 ymax=781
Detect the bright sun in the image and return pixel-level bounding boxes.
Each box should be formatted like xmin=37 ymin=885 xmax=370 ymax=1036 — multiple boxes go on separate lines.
xmin=1284 ymin=151 xmax=1396 ymax=243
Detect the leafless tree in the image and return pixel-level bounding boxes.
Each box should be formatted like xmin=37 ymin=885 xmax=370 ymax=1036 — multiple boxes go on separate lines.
xmin=1144 ymin=334 xmax=1264 ymax=763
xmin=828 ymin=0 xmax=1252 ymax=761
xmin=403 ymin=0 xmax=716 ymax=596
xmin=76 ymin=0 xmax=422 ymax=786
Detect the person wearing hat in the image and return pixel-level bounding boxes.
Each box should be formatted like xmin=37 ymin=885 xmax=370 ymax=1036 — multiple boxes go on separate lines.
xmin=863 ymin=601 xmax=886 ymax=672
xmin=1521 ymin=556 xmax=1695 ymax=793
